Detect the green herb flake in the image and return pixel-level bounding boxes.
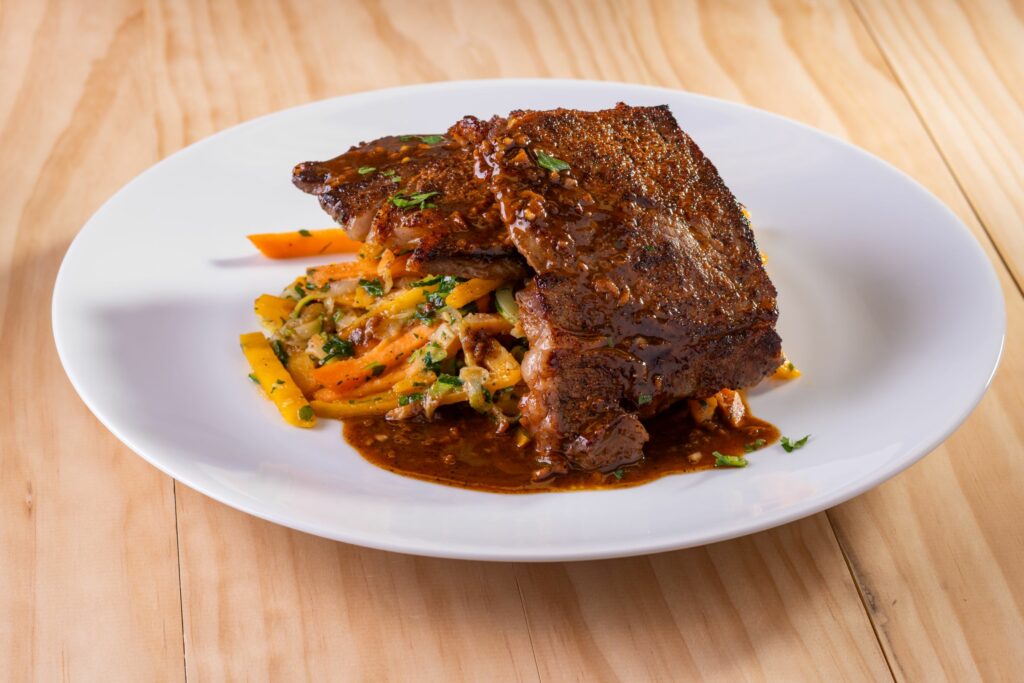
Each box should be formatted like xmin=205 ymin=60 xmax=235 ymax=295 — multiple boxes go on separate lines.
xmin=744 ymin=438 xmax=767 ymax=453
xmin=293 ymin=283 xmax=305 ymax=298
xmin=713 ymin=451 xmax=748 ymax=468
xmin=357 ymin=166 xmax=376 ymax=175
xmin=382 ymin=169 xmax=400 ymax=180
xmin=400 ymin=134 xmax=444 ymax=144
xmin=637 ymin=394 xmax=653 ymax=406
xmin=270 ymin=339 xmax=289 ymax=366
xmin=322 ymin=335 xmax=355 ymax=363
xmin=298 ymin=405 xmax=314 ymax=422
xmin=359 ymin=278 xmax=385 ymax=297
xmin=536 ymin=150 xmax=570 ymax=172
xmin=389 ymin=191 xmax=440 ymax=211
xmin=298 ymin=229 xmax=312 ymax=237
xmin=366 ymin=361 xmax=386 ymax=377
xmin=643 ymin=245 xmax=658 ymax=253
xmin=612 ymin=468 xmax=625 ymax=480
xmin=398 ymin=393 xmax=423 ymax=407
xmin=413 ymin=303 xmax=436 ymax=325
xmin=436 ymin=374 xmax=463 ymax=387
xmin=780 ymin=435 xmax=811 ymax=453
xmin=248 ymin=373 xmax=259 ymax=383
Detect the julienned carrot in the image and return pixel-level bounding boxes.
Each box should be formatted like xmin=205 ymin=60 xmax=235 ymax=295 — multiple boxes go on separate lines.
xmin=313 ymin=324 xmax=437 ymax=389
xmin=307 ymin=254 xmax=413 ymax=288
xmin=307 ymin=260 xmax=372 ymax=287
xmin=248 ymin=229 xmax=363 ymax=259
xmin=314 ymin=365 xmax=416 ymax=403
xmin=310 ymin=348 xmax=522 ymax=420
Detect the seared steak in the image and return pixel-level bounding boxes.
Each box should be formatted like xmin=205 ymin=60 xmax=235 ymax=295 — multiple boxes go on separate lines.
xmin=293 ymin=117 xmax=526 ymax=280
xmin=482 ymin=104 xmax=782 ymax=471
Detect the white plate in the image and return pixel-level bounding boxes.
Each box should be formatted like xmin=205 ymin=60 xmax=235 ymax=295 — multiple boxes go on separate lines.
xmin=53 ymin=80 xmax=1004 ymax=561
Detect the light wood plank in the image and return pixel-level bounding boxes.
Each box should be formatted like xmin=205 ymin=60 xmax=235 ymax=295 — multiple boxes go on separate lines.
xmin=175 ymin=485 xmax=540 ymax=682
xmin=0 ymin=0 xmax=184 ymax=679
xmin=853 ymin=0 xmax=1024 ymax=288
xmin=517 ymin=516 xmax=891 ymax=681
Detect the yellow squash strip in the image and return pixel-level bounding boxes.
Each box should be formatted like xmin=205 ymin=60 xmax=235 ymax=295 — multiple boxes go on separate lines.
xmin=286 ymin=353 xmax=320 ymax=397
xmin=248 ymin=229 xmax=363 ymax=259
xmin=337 ymin=282 xmax=439 ymax=338
xmin=312 ymin=395 xmax=400 ymax=419
xmin=240 ymin=332 xmax=315 ymax=428
xmin=772 ymin=358 xmax=801 ymax=380
xmin=445 ymin=278 xmax=503 ymax=309
xmin=253 ymin=294 xmax=295 ymax=334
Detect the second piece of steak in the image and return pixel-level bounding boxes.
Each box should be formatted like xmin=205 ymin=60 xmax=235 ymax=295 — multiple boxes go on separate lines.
xmin=293 ymin=117 xmax=526 ymax=280
xmin=482 ymin=104 xmax=782 ymax=472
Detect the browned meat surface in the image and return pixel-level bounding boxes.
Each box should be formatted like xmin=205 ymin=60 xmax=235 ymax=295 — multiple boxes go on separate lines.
xmin=293 ymin=117 xmax=526 ymax=280
xmin=482 ymin=104 xmax=782 ymax=472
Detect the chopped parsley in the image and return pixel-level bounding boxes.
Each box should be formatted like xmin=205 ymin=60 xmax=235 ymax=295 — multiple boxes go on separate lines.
xmin=713 ymin=451 xmax=748 ymax=468
xmin=366 ymin=361 xmax=385 ymax=377
xmin=420 ymin=344 xmax=446 ymax=373
xmin=536 ymin=150 xmax=570 ymax=172
xmin=248 ymin=373 xmax=259 ymax=383
xmin=612 ymin=468 xmax=625 ymax=480
xmin=423 ymin=275 xmax=464 ymax=307
xmin=780 ymin=435 xmax=811 ymax=453
xmin=357 ymin=166 xmax=376 ymax=175
xmin=389 ymin=191 xmax=440 ymax=210
xmin=436 ymin=374 xmax=463 ymax=387
xmin=413 ymin=302 xmax=436 ymax=324
xmin=744 ymin=438 xmax=766 ymax=453
xmin=270 ymin=379 xmax=284 ymax=394
xmin=397 ymin=393 xmax=423 ymax=406
xmin=269 ymin=339 xmax=289 ymax=366
xmin=298 ymin=229 xmax=312 ymax=237
xmin=399 ymin=134 xmax=445 ymax=144
xmin=321 ymin=335 xmax=355 ymax=363
xmin=637 ymin=394 xmax=653 ymax=406
xmin=382 ymin=169 xmax=400 ymax=180
xmin=298 ymin=405 xmax=314 ymax=422
xmin=643 ymin=245 xmax=658 ymax=253
xmin=293 ymin=283 xmax=305 ymax=298
xmin=358 ymin=278 xmax=384 ymax=297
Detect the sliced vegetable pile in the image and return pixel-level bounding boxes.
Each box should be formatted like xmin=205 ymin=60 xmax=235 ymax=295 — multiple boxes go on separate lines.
xmin=241 ymin=234 xmax=529 ymax=435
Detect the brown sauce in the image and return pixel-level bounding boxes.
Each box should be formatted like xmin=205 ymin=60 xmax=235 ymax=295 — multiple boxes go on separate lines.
xmin=343 ymin=402 xmax=779 ymax=493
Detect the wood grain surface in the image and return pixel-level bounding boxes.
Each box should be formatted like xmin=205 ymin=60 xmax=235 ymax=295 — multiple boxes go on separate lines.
xmin=3 ymin=0 xmax=1022 ymax=681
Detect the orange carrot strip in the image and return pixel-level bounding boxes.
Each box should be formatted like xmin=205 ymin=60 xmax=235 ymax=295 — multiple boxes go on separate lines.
xmin=248 ymin=229 xmax=363 ymax=259
xmin=307 ymin=253 xmax=414 ymax=288
xmin=312 ymin=324 xmax=437 ymax=389
xmin=307 ymin=260 xmax=373 ymax=287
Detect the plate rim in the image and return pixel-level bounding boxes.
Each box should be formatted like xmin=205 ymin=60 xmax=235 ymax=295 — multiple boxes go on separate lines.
xmin=52 ymin=78 xmax=1006 ymax=561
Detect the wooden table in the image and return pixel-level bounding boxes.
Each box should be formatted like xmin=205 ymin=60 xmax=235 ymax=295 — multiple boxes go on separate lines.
xmin=4 ymin=1 xmax=1022 ymax=679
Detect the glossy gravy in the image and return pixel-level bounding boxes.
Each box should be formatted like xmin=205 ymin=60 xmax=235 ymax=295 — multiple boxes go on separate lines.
xmin=343 ymin=402 xmax=779 ymax=493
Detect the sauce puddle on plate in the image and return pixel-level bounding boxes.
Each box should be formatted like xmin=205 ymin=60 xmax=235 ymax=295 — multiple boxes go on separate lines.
xmin=343 ymin=402 xmax=779 ymax=493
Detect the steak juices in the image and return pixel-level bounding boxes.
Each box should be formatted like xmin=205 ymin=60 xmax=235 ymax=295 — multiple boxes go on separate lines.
xmin=292 ymin=104 xmax=782 ymax=484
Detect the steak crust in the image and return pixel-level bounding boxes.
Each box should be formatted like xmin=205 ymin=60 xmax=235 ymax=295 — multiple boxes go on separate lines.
xmin=293 ymin=117 xmax=526 ymax=280
xmin=482 ymin=104 xmax=782 ymax=471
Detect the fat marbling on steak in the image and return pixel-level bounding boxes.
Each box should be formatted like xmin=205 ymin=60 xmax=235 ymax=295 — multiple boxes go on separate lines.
xmin=482 ymin=104 xmax=782 ymax=472
xmin=293 ymin=116 xmax=526 ymax=281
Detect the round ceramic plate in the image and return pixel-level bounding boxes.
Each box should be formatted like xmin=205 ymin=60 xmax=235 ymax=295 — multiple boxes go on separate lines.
xmin=53 ymin=80 xmax=1004 ymax=561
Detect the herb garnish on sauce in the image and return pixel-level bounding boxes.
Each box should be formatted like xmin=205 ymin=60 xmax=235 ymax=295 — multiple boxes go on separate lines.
xmin=536 ymin=150 xmax=570 ymax=172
